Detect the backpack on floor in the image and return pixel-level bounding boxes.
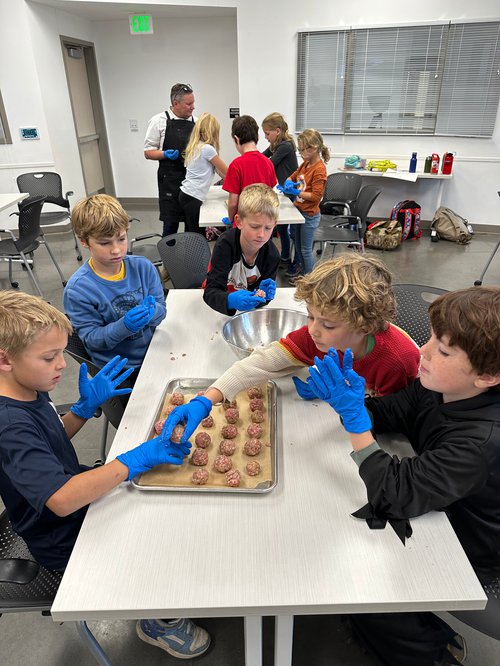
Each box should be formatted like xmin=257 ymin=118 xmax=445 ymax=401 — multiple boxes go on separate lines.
xmin=365 ymin=219 xmax=402 ymax=251
xmin=390 ymin=200 xmax=422 ymax=240
xmin=431 ymin=207 xmax=473 ymax=245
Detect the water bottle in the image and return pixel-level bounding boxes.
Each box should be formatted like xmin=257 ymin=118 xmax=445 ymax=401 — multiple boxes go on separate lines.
xmin=409 ymin=152 xmax=417 ymax=173
xmin=424 ymin=156 xmax=432 ymax=173
xmin=441 ymin=152 xmax=454 ymax=175
xmin=431 ymin=153 xmax=440 ymax=174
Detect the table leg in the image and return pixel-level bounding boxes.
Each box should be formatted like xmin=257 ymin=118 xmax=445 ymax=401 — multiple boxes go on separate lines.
xmin=75 ymin=620 xmax=112 ymax=665
xmin=244 ymin=616 xmax=263 ymax=666
xmin=436 ymin=179 xmax=444 ymax=210
xmin=274 ymin=615 xmax=294 ymax=666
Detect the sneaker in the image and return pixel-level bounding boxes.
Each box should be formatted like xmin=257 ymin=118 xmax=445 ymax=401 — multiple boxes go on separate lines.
xmin=285 ymin=264 xmax=302 ymax=277
xmin=136 ymin=618 xmax=211 ymax=659
xmin=437 ymin=634 xmax=467 ymax=665
xmin=279 ymin=256 xmax=291 ymax=266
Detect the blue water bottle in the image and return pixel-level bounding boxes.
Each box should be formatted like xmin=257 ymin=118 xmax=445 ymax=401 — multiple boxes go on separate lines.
xmin=409 ymin=152 xmax=417 ymax=173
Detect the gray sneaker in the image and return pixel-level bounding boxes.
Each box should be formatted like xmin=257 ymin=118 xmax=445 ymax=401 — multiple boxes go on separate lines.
xmin=136 ymin=618 xmax=211 ymax=659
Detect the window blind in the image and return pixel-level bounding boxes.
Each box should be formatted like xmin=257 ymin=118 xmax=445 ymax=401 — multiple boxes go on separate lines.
xmin=436 ymin=22 xmax=500 ymax=137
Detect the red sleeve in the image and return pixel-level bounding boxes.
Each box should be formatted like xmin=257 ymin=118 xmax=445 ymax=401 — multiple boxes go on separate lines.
xmin=222 ymin=159 xmax=243 ymax=195
xmin=279 ymin=326 xmax=324 ymax=365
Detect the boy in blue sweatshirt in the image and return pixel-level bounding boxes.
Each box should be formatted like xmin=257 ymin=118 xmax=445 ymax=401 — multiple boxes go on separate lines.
xmin=64 ymin=195 xmax=166 ymax=385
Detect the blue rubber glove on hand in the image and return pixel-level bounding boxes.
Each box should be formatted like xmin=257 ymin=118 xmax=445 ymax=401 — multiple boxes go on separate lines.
xmin=163 ymin=149 xmax=179 ymax=160
xmin=161 ymin=396 xmax=212 ymax=444
xmin=292 ymin=375 xmax=318 ymax=400
xmin=221 ymin=216 xmax=231 ymax=226
xmin=227 ymin=290 xmax=266 ymax=312
xmin=307 ymin=348 xmax=372 ymax=434
xmin=259 ymin=278 xmax=276 ymax=301
xmin=71 ymin=356 xmax=134 ymax=420
xmin=143 ymin=294 xmax=156 ymax=318
xmin=117 ymin=435 xmax=191 ymax=481
xmin=123 ymin=300 xmax=154 ymax=333
xmin=277 ymin=178 xmax=302 ymax=197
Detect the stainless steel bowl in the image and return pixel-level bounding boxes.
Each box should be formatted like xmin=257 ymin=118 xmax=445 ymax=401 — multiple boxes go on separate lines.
xmin=222 ymin=308 xmax=308 ymax=360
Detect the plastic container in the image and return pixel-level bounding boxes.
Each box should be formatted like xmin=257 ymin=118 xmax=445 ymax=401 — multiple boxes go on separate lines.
xmin=409 ymin=152 xmax=417 ymax=173
xmin=431 ymin=153 xmax=440 ymax=174
xmin=424 ymin=156 xmax=432 ymax=173
xmin=441 ymin=152 xmax=454 ymax=175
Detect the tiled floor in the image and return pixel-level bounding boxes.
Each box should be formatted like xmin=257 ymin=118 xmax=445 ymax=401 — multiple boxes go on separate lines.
xmin=0 ymin=208 xmax=499 ymax=665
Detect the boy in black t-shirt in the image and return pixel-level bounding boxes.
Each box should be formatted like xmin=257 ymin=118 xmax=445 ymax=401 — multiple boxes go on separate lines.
xmin=203 ymin=183 xmax=280 ymax=315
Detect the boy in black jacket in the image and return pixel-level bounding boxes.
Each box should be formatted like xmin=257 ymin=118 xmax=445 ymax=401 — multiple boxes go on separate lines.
xmin=203 ymin=183 xmax=280 ymax=315
xmin=307 ymin=286 xmax=500 ymax=666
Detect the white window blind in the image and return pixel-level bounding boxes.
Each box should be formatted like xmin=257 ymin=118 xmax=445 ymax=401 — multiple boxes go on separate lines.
xmin=296 ymin=21 xmax=500 ymax=137
xmin=436 ymin=22 xmax=500 ymax=137
xmin=296 ymin=30 xmax=348 ymax=133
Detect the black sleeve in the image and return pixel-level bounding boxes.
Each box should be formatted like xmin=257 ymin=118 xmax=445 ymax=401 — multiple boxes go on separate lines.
xmin=203 ymin=233 xmax=237 ymax=315
xmin=365 ymin=380 xmax=422 ymax=439
xmin=262 ymin=147 xmax=272 ymax=158
xmin=267 ymin=142 xmax=292 ymax=168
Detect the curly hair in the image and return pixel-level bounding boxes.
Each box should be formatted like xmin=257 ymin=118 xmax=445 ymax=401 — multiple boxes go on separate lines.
xmin=429 ymin=286 xmax=500 ymax=390
xmin=294 ymin=254 xmax=395 ymax=334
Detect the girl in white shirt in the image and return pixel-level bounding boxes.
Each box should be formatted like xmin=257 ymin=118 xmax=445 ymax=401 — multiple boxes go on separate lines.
xmin=179 ymin=112 xmax=228 ymax=234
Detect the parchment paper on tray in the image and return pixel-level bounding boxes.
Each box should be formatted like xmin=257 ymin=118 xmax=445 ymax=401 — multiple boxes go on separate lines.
xmin=133 ymin=379 xmax=277 ymax=493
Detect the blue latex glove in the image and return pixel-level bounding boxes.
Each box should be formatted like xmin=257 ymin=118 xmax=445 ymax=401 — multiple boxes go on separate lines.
xmin=117 ymin=435 xmax=191 ymax=481
xmin=227 ymin=290 xmax=266 ymax=312
xmin=221 ymin=216 xmax=231 ymax=226
xmin=163 ymin=149 xmax=179 ymax=160
xmin=143 ymin=294 xmax=156 ymax=317
xmin=259 ymin=278 xmax=276 ymax=301
xmin=123 ymin=300 xmax=154 ymax=333
xmin=161 ymin=396 xmax=212 ymax=444
xmin=307 ymin=348 xmax=372 ymax=434
xmin=292 ymin=375 xmax=318 ymax=400
xmin=71 ymin=356 xmax=134 ymax=420
xmin=277 ymin=179 xmax=302 ymax=197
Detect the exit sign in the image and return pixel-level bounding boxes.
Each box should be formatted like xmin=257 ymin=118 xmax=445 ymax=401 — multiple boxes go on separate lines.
xmin=129 ymin=14 xmax=153 ymax=35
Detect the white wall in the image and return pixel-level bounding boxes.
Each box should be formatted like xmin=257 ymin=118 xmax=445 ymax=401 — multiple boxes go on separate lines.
xmin=1 ymin=0 xmax=499 ymax=226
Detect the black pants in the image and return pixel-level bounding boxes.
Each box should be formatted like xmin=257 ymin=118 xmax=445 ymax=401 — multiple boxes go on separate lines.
xmin=178 ymin=190 xmax=204 ymax=235
xmin=349 ymin=612 xmax=459 ymax=666
xmin=160 ymin=199 xmax=182 ymax=237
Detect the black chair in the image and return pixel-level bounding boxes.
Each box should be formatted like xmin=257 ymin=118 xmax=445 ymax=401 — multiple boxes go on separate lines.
xmin=314 ymin=185 xmax=382 ymax=259
xmin=0 ymin=196 xmax=67 ymax=299
xmin=65 ymin=329 xmax=125 ymax=461
xmin=16 ymin=172 xmax=82 ymax=261
xmin=127 ymin=218 xmax=162 ymax=268
xmin=157 ymin=232 xmax=211 ymax=288
xmin=474 ymin=239 xmax=499 ymax=286
xmin=320 ymin=172 xmax=362 ymax=216
xmin=393 ymin=284 xmax=449 ymax=347
xmin=0 ymin=510 xmax=111 ymax=665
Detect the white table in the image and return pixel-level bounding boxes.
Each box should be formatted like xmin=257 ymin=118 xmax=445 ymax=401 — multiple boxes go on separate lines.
xmin=0 ymin=193 xmax=29 ymax=212
xmin=338 ymin=168 xmax=452 ymax=209
xmin=52 ymin=290 xmax=486 ymax=666
xmin=199 ymin=185 xmax=304 ymax=227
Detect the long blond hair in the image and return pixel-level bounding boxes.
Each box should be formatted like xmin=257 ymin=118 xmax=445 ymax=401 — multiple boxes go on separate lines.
xmin=184 ymin=112 xmax=221 ymax=166
xmin=262 ymin=112 xmax=296 ymax=152
xmin=297 ymin=128 xmax=330 ymax=163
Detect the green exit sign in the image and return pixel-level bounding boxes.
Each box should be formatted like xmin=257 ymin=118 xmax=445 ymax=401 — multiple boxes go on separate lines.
xmin=129 ymin=14 xmax=153 ymax=35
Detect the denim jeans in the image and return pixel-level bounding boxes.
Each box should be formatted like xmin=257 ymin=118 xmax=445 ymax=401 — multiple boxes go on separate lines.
xmin=292 ymin=211 xmax=320 ymax=274
xmin=277 ymin=223 xmax=291 ymax=260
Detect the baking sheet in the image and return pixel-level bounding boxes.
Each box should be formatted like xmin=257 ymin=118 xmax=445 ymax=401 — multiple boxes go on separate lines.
xmin=132 ymin=378 xmax=278 ymax=493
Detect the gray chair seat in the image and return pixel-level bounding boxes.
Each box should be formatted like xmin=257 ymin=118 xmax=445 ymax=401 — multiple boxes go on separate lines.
xmin=393 ymin=284 xmax=448 ymax=347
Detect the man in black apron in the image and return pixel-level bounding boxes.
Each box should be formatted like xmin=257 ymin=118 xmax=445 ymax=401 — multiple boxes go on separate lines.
xmin=144 ymin=83 xmax=196 ymax=237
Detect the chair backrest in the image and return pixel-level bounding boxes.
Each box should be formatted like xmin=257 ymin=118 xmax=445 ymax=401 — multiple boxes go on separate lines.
xmin=17 ymin=172 xmax=68 ymax=209
xmin=393 ymin=284 xmax=448 ymax=347
xmin=349 ymin=185 xmax=382 ymax=235
xmin=15 ymin=196 xmax=46 ymax=251
xmin=0 ymin=510 xmax=62 ymax=612
xmin=65 ymin=329 xmax=125 ymax=430
xmin=323 ymin=172 xmax=362 ymax=205
xmin=157 ymin=232 xmax=211 ymax=289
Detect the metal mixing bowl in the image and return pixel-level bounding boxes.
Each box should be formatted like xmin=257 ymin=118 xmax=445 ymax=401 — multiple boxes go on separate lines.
xmin=222 ymin=308 xmax=308 ymax=360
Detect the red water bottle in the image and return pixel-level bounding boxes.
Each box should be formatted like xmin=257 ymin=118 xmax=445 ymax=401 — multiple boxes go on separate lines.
xmin=441 ymin=152 xmax=454 ymax=175
xmin=431 ymin=153 xmax=440 ymax=174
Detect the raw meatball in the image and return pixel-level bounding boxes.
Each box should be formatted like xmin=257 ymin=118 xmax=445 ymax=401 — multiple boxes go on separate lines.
xmin=250 ymin=410 xmax=264 ymax=424
xmin=221 ymin=424 xmax=238 ymax=439
xmin=170 ymin=392 xmax=185 ymax=406
xmin=224 ymin=407 xmax=239 ymax=424
xmin=192 ymin=468 xmax=209 ymax=485
xmin=225 ymin=469 xmax=241 ymax=487
xmin=196 ymin=390 xmax=205 ymax=396
xmin=246 ymin=461 xmax=261 ymax=476
xmin=219 ymin=439 xmax=236 ymax=456
xmin=222 ymin=399 xmax=238 ymax=410
xmin=247 ymin=387 xmax=263 ymax=399
xmin=255 ymin=289 xmax=266 ymax=299
xmin=249 ymin=398 xmax=264 ymax=412
xmin=164 ymin=404 xmax=177 ymax=416
xmin=190 ymin=449 xmax=209 ymax=466
xmin=154 ymin=419 xmax=165 ymax=435
xmin=195 ymin=432 xmax=211 ymax=449
xmin=201 ymin=415 xmax=214 ymax=428
xmin=244 ymin=438 xmax=262 ymax=456
xmin=214 ymin=454 xmax=232 ymax=473
xmin=247 ymin=423 xmax=263 ymax=439
xmin=170 ymin=424 xmax=185 ymax=443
